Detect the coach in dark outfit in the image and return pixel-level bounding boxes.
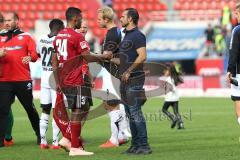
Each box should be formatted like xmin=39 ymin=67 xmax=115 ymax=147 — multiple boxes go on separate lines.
xmin=119 ymin=8 xmax=151 ymax=155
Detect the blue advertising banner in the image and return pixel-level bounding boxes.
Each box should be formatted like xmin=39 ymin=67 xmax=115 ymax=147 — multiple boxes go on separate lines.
xmin=146 ymin=22 xmax=206 ymax=61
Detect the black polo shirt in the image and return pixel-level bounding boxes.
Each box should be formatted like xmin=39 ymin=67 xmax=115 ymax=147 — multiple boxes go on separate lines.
xmin=119 ymin=27 xmax=146 ymax=77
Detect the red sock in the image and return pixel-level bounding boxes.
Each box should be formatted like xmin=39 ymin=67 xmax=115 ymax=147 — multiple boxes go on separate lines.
xmin=53 ymin=92 xmax=70 ymax=140
xmin=70 ymin=122 xmax=82 ymax=148
xmin=63 ymin=123 xmax=71 ymax=140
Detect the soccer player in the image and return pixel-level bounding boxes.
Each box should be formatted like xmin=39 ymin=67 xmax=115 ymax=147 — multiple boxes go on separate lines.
xmin=52 ymin=11 xmax=112 ymax=155
xmin=52 ymin=7 xmax=94 ymax=156
xmin=0 ymin=12 xmax=40 ymax=147
xmin=37 ymin=19 xmax=64 ymax=149
xmin=97 ymin=6 xmax=130 ymax=148
xmin=227 ymin=3 xmax=240 ymax=128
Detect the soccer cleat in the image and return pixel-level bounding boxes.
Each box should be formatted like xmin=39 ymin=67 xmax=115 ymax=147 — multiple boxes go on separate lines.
xmin=69 ymin=148 xmax=94 ymax=156
xmin=59 ymin=137 xmax=71 ymax=152
xmin=177 ymin=122 xmax=185 ymax=130
xmin=171 ymin=119 xmax=178 ymax=129
xmin=118 ymin=139 xmax=129 ymax=145
xmin=4 ymin=139 xmax=14 ymax=147
xmin=40 ymin=144 xmax=49 ymax=149
xmin=49 ymin=144 xmax=61 ymax=149
xmin=99 ymin=140 xmax=118 ymax=148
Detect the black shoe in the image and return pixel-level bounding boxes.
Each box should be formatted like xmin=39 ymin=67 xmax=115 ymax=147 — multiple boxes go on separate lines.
xmin=122 ymin=146 xmax=138 ymax=154
xmin=177 ymin=122 xmax=184 ymax=130
xmin=37 ymin=135 xmax=41 ymax=145
xmin=171 ymin=119 xmax=177 ymax=129
xmin=0 ymin=139 xmax=4 ymax=148
xmin=134 ymin=146 xmax=152 ymax=155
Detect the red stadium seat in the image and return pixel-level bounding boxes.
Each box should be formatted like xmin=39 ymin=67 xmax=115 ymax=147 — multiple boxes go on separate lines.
xmin=54 ymin=4 xmax=64 ymax=11
xmin=173 ymin=2 xmax=181 ymax=10
xmin=46 ymin=4 xmax=55 ymax=11
xmin=36 ymin=3 xmax=45 ymax=11
xmin=28 ymin=3 xmax=37 ymax=11
xmin=12 ymin=4 xmax=20 ymax=11
xmin=43 ymin=12 xmax=53 ymax=20
xmin=25 ymin=20 xmax=35 ymax=29
xmin=18 ymin=12 xmax=27 ymax=19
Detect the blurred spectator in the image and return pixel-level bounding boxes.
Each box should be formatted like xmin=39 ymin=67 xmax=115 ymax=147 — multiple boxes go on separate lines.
xmin=215 ymin=26 xmax=226 ymax=57
xmin=221 ymin=5 xmax=232 ymax=28
xmin=204 ymin=24 xmax=215 ymax=57
xmin=223 ymin=24 xmax=232 ymax=57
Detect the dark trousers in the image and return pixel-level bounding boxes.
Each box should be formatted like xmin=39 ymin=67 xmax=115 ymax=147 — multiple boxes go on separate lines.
xmin=120 ymin=76 xmax=149 ymax=147
xmin=0 ymin=81 xmax=40 ymax=146
xmin=162 ymin=101 xmax=182 ymax=123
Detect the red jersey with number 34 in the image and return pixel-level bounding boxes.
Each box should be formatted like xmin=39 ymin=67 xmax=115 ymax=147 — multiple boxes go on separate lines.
xmin=53 ymin=28 xmax=89 ymax=87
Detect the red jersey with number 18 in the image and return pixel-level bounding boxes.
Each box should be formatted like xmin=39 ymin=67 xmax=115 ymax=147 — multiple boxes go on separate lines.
xmin=53 ymin=28 xmax=89 ymax=87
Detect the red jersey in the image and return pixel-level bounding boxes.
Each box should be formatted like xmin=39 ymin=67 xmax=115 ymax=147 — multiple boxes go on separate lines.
xmin=53 ymin=28 xmax=89 ymax=87
xmin=0 ymin=29 xmax=38 ymax=81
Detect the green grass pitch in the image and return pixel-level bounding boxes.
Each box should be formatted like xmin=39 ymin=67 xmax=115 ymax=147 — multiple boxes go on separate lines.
xmin=0 ymin=98 xmax=240 ymax=160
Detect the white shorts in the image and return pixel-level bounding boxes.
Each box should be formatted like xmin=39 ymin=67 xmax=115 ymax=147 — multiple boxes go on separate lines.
xmin=231 ymin=74 xmax=240 ymax=98
xmin=40 ymin=87 xmax=57 ymax=108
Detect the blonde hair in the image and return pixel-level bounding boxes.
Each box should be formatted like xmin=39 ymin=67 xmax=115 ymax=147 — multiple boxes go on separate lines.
xmin=98 ymin=6 xmax=115 ymax=21
xmin=236 ymin=3 xmax=240 ymax=10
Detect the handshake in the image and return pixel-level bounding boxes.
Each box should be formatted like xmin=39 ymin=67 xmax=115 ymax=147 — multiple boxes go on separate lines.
xmin=0 ymin=48 xmax=6 ymax=57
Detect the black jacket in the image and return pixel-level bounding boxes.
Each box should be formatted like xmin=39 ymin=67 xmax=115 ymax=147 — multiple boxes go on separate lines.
xmin=228 ymin=25 xmax=240 ymax=77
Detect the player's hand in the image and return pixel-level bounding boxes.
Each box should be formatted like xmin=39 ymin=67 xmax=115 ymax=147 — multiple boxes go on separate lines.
xmin=91 ymin=81 xmax=95 ymax=88
xmin=0 ymin=48 xmax=6 ymax=57
xmin=22 ymin=56 xmax=32 ymax=64
xmin=226 ymin=72 xmax=232 ymax=83
xmin=121 ymin=70 xmax=131 ymax=83
xmin=103 ymin=51 xmax=113 ymax=60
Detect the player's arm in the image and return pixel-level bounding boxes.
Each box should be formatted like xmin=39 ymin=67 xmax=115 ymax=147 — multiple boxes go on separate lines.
xmin=227 ymin=29 xmax=240 ymax=82
xmin=122 ymin=34 xmax=146 ymax=82
xmin=110 ymin=57 xmax=120 ymax=65
xmin=80 ymin=50 xmax=112 ymax=63
xmin=0 ymin=47 xmax=6 ymax=57
xmin=52 ymin=52 xmax=60 ymax=91
xmin=22 ymin=36 xmax=39 ymax=64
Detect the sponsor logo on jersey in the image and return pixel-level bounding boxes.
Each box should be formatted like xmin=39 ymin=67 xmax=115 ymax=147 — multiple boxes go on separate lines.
xmin=5 ymin=46 xmax=23 ymax=51
xmin=40 ymin=39 xmax=53 ymax=44
xmin=17 ymin=36 xmax=23 ymax=40
xmin=1 ymin=36 xmax=7 ymax=42
xmin=80 ymin=41 xmax=88 ymax=49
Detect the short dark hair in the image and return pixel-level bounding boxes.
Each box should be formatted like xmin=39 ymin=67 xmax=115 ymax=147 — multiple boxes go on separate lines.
xmin=65 ymin=7 xmax=82 ymax=21
xmin=9 ymin=12 xmax=19 ymax=20
xmin=49 ymin=19 xmax=64 ymax=32
xmin=125 ymin=8 xmax=139 ymax=25
xmin=0 ymin=12 xmax=3 ymax=23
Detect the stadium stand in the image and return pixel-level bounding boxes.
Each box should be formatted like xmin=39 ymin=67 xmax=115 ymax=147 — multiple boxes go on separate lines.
xmin=0 ymin=0 xmax=106 ymax=39
xmin=0 ymin=0 xmax=167 ymax=37
xmin=174 ymin=0 xmax=236 ymax=21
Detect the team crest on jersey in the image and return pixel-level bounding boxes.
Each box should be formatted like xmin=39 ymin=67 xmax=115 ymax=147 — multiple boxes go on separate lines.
xmin=27 ymin=83 xmax=32 ymax=90
xmin=1 ymin=36 xmax=7 ymax=42
xmin=80 ymin=41 xmax=88 ymax=49
xmin=17 ymin=36 xmax=23 ymax=40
